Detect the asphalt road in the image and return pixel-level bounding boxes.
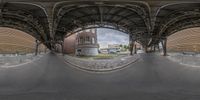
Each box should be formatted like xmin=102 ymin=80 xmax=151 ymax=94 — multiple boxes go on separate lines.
xmin=0 ymin=52 xmax=200 ymax=100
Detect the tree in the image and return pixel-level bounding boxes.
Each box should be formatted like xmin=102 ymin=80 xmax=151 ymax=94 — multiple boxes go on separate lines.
xmin=123 ymin=45 xmax=127 ymax=49
xmin=119 ymin=44 xmax=123 ymax=48
xmin=123 ymin=45 xmax=129 ymax=50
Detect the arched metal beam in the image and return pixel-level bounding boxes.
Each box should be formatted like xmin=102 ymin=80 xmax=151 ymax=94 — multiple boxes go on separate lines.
xmin=159 ymin=11 xmax=200 ymax=36
xmin=164 ymin=17 xmax=200 ymax=36
xmin=0 ymin=2 xmax=51 ymax=48
xmin=54 ymin=1 xmax=150 ymax=41
xmin=56 ymin=5 xmax=145 ymax=32
xmin=150 ymin=3 xmax=200 ymax=46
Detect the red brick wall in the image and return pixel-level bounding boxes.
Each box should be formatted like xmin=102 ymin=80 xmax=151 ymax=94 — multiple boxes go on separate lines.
xmin=167 ymin=27 xmax=200 ymax=52
xmin=64 ymin=34 xmax=77 ymax=54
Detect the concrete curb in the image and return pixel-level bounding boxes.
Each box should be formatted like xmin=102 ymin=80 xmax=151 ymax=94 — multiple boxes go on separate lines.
xmin=63 ymin=55 xmax=140 ymax=73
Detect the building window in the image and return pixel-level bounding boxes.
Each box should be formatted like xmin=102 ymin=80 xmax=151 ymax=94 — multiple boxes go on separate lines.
xmin=85 ymin=36 xmax=90 ymax=44
xmin=80 ymin=37 xmax=83 ymax=44
xmin=86 ymin=36 xmax=90 ymax=41
xmin=78 ymin=38 xmax=80 ymax=44
xmin=92 ymin=38 xmax=95 ymax=44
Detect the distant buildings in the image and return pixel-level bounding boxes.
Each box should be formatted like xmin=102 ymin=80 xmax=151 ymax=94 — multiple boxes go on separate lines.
xmin=99 ymin=44 xmax=121 ymax=54
xmin=108 ymin=44 xmax=120 ymax=48
xmin=99 ymin=42 xmax=143 ymax=54
xmin=134 ymin=42 xmax=143 ymax=50
xmin=107 ymin=44 xmax=121 ymax=53
xmin=134 ymin=42 xmax=144 ymax=53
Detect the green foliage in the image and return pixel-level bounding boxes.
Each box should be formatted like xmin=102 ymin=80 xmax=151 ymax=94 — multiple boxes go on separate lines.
xmin=93 ymin=54 xmax=114 ymax=59
xmin=119 ymin=44 xmax=129 ymax=51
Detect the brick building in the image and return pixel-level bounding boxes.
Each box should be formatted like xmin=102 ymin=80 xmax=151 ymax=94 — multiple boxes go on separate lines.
xmin=64 ymin=29 xmax=99 ymax=56
xmin=63 ymin=34 xmax=77 ymax=54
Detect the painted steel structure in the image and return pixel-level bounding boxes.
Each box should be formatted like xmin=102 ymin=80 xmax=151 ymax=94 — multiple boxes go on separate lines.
xmin=0 ymin=0 xmax=199 ymax=55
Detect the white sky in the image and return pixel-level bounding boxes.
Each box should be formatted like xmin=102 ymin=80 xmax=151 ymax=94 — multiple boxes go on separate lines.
xmin=97 ymin=28 xmax=129 ymax=48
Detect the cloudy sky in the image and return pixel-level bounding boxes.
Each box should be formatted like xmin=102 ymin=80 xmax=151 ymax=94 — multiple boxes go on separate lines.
xmin=97 ymin=28 xmax=129 ymax=48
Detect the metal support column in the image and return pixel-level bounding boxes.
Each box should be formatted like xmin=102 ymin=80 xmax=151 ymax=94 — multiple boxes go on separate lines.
xmin=61 ymin=41 xmax=64 ymax=56
xmin=144 ymin=45 xmax=148 ymax=53
xmin=157 ymin=44 xmax=160 ymax=52
xmin=130 ymin=42 xmax=133 ymax=55
xmin=134 ymin=41 xmax=137 ymax=54
xmin=129 ymin=35 xmax=133 ymax=55
xmin=150 ymin=46 xmax=153 ymax=51
xmin=162 ymin=38 xmax=167 ymax=56
xmin=44 ymin=47 xmax=47 ymax=53
xmin=35 ymin=40 xmax=39 ymax=56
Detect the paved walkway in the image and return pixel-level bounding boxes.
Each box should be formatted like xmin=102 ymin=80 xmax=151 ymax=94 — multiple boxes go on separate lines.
xmin=64 ymin=54 xmax=139 ymax=72
xmin=0 ymin=53 xmax=200 ymax=100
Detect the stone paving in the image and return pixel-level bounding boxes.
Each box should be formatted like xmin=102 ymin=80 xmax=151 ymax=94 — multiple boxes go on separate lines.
xmin=64 ymin=54 xmax=140 ymax=72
